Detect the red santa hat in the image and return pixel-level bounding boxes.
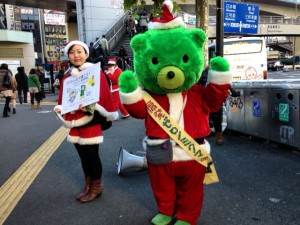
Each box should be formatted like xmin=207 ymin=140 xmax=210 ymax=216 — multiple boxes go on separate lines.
xmin=148 ymin=0 xmax=185 ymax=30
xmin=108 ymin=58 xmax=117 ymax=65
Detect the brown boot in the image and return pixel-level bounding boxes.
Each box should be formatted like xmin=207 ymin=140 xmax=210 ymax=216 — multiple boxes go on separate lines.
xmin=216 ymin=132 xmax=223 ymax=145
xmin=76 ymin=177 xmax=91 ymax=201
xmin=36 ymin=103 xmax=41 ymax=109
xmin=31 ymin=105 xmax=35 ymax=110
xmin=80 ymin=179 xmax=103 ymax=203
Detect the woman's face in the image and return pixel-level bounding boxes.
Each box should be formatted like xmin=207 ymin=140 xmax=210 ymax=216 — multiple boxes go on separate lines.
xmin=68 ymin=44 xmax=88 ymax=67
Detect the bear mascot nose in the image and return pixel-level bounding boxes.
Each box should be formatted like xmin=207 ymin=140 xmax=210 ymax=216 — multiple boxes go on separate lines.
xmin=167 ymin=71 xmax=175 ymax=79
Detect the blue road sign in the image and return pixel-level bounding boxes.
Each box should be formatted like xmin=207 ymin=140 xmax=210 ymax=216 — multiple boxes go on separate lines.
xmin=224 ymin=1 xmax=259 ymax=34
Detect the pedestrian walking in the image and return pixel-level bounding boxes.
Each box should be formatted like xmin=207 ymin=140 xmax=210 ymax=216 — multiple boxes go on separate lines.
xmin=9 ymin=76 xmax=18 ymax=114
xmin=0 ymin=63 xmax=15 ymax=117
xmin=28 ymin=68 xmax=42 ymax=110
xmin=53 ymin=40 xmax=117 ymax=203
xmin=198 ymin=66 xmax=239 ymax=144
xmin=127 ymin=15 xmax=136 ymax=39
xmin=88 ymin=42 xmax=96 ymax=63
xmin=139 ymin=10 xmax=148 ymax=33
xmin=99 ymin=35 xmax=109 ymax=56
xmin=117 ymin=46 xmax=130 ymax=70
xmin=15 ymin=66 xmax=28 ymax=104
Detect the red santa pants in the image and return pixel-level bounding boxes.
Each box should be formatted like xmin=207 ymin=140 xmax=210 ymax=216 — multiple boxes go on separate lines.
xmin=148 ymin=160 xmax=206 ymax=225
xmin=111 ymin=90 xmax=129 ymax=116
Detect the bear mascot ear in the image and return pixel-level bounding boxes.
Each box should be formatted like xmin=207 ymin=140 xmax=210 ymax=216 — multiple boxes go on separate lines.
xmin=189 ymin=28 xmax=207 ymax=49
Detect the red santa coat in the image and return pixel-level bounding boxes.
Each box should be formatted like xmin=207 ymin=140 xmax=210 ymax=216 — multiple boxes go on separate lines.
xmin=54 ymin=64 xmax=118 ymax=145
xmin=120 ymin=70 xmax=231 ymax=224
xmin=106 ymin=66 xmax=122 ymax=92
xmin=120 ymin=81 xmax=230 ymax=161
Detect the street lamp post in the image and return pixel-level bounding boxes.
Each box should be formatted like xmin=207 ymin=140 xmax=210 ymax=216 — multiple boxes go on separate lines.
xmin=216 ymin=0 xmax=224 ymax=57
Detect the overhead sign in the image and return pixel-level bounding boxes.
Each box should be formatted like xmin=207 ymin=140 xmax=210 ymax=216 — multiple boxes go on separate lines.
xmin=224 ymin=1 xmax=259 ymax=34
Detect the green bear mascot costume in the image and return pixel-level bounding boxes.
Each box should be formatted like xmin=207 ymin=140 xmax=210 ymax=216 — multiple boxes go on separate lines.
xmin=119 ymin=1 xmax=232 ymax=224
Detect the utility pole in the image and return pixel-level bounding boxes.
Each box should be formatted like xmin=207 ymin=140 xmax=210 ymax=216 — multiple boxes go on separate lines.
xmin=216 ymin=0 xmax=224 ymax=57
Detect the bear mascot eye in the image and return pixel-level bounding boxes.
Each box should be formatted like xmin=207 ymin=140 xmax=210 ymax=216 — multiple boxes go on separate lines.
xmin=182 ymin=54 xmax=188 ymax=63
xmin=152 ymin=57 xmax=159 ymax=65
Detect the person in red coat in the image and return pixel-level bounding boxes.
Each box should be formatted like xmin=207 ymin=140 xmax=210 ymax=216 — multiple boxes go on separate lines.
xmin=106 ymin=58 xmax=129 ymax=119
xmin=53 ymin=40 xmax=118 ymax=203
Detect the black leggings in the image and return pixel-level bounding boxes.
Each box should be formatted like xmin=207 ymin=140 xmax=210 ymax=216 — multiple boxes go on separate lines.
xmin=75 ymin=144 xmax=102 ymax=180
xmin=30 ymin=93 xmax=40 ymax=105
xmin=210 ymin=107 xmax=223 ymax=133
xmin=4 ymin=97 xmax=11 ymax=109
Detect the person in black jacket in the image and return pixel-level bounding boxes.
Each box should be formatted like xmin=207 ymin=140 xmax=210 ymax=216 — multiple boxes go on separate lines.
xmin=54 ymin=69 xmax=65 ymax=90
xmin=15 ymin=66 xmax=28 ymax=104
xmin=198 ymin=66 xmax=238 ymax=144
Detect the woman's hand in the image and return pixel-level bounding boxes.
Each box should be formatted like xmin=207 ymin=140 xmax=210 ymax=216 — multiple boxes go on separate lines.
xmin=79 ymin=104 xmax=88 ymax=112
xmin=54 ymin=107 xmax=61 ymax=113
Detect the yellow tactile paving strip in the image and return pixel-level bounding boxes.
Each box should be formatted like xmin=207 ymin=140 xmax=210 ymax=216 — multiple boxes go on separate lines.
xmin=0 ymin=126 xmax=69 ymax=225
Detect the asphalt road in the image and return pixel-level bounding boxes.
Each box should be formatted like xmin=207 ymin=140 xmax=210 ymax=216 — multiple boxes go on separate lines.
xmin=0 ymin=93 xmax=299 ymax=225
xmin=268 ymin=69 xmax=300 ymax=80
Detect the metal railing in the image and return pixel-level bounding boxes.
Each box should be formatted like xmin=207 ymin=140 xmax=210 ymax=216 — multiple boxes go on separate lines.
xmin=259 ymin=16 xmax=300 ymax=25
xmin=94 ymin=11 xmax=130 ymax=52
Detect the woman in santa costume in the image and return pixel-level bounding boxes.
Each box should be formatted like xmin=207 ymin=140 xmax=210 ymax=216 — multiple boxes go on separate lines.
xmin=53 ymin=40 xmax=118 ymax=203
xmin=106 ymin=58 xmax=130 ymax=119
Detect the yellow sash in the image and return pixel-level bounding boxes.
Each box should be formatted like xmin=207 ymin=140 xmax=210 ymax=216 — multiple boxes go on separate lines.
xmin=143 ymin=91 xmax=219 ymax=185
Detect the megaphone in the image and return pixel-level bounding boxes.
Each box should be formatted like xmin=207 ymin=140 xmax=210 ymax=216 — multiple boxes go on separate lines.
xmin=117 ymin=147 xmax=148 ymax=175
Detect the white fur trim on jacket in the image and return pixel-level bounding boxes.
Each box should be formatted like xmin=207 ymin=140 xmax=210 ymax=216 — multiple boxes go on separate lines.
xmin=120 ymin=87 xmax=144 ymax=105
xmin=94 ymin=103 xmax=119 ymax=121
xmin=71 ymin=62 xmax=94 ymax=77
xmin=53 ymin=105 xmax=93 ymax=128
xmin=207 ymin=70 xmax=232 ymax=85
xmin=67 ymin=135 xmax=104 ymax=145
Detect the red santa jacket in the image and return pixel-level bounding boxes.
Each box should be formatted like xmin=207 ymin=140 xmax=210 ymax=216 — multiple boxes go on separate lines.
xmin=121 ymin=83 xmax=229 ymax=140
xmin=120 ymin=69 xmax=231 ymax=161
xmin=54 ymin=64 xmax=118 ymax=144
xmin=106 ymin=66 xmax=122 ymax=92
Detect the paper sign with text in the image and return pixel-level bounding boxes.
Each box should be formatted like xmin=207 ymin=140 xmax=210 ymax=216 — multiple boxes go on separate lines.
xmin=61 ymin=63 xmax=100 ymax=115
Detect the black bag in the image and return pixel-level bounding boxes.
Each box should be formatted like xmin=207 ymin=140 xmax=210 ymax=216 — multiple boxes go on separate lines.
xmin=34 ymin=92 xmax=43 ymax=101
xmin=79 ymin=111 xmax=112 ymax=131
xmin=97 ymin=112 xmax=112 ymax=131
xmin=146 ymin=139 xmax=173 ymax=165
xmin=2 ymin=71 xmax=12 ymax=88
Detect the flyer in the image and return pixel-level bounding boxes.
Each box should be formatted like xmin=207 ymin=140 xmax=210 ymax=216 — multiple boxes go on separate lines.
xmin=61 ymin=63 xmax=100 ymax=115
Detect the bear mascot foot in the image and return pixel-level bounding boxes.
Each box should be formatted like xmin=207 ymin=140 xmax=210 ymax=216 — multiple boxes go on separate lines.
xmin=174 ymin=220 xmax=190 ymax=225
xmin=151 ymin=213 xmax=172 ymax=225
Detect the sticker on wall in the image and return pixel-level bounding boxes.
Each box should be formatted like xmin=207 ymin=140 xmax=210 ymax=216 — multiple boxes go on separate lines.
xmin=279 ymin=125 xmax=294 ymax=143
xmin=279 ymin=103 xmax=289 ymax=122
xmin=228 ymin=97 xmax=243 ymax=113
xmin=252 ymin=100 xmax=261 ymax=117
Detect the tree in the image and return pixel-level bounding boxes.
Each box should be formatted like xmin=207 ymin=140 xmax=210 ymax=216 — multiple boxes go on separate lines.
xmin=124 ymin=0 xmax=209 ymax=65
xmin=196 ymin=0 xmax=209 ymax=66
